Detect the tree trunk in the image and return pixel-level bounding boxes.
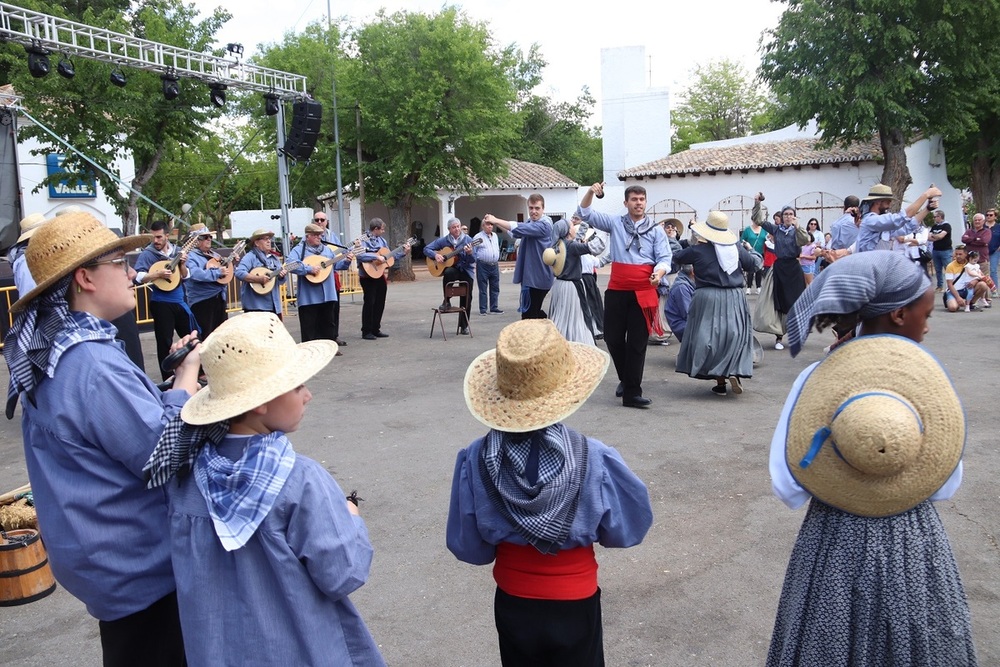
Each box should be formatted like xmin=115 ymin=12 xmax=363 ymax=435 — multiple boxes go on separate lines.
xmin=879 ymin=127 xmax=912 ymax=213
xmin=970 ymin=134 xmax=1000 ymax=216
xmin=387 ymin=196 xmax=415 ymax=282
xmin=124 ymin=145 xmax=167 ymax=235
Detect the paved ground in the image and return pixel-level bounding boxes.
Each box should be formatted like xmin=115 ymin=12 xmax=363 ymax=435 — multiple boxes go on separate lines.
xmin=1 ymin=267 xmax=997 ymax=666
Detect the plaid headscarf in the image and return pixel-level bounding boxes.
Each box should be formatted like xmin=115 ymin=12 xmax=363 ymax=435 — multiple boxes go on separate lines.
xmin=478 ymin=423 xmax=587 ymax=555
xmin=786 ymin=250 xmax=930 ymax=357
xmin=144 ymin=414 xmax=231 ymax=488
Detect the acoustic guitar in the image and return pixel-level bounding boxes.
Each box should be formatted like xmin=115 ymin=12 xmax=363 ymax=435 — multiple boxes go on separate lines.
xmin=426 ymin=238 xmax=483 ymax=277
xmin=248 ymin=260 xmax=302 ymax=295
xmin=302 ymin=239 xmax=362 ymax=284
xmin=206 ymin=240 xmax=246 ymax=285
xmin=361 ymin=237 xmax=417 ymax=279
xmin=149 ymin=231 xmax=200 ymax=292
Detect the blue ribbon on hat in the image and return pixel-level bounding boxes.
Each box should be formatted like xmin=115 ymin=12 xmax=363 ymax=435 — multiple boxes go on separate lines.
xmin=799 ymin=392 xmax=924 ymax=469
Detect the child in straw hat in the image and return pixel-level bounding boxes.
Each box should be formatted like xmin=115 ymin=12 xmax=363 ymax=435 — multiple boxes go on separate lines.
xmin=447 ymin=319 xmax=653 ymax=665
xmin=143 ymin=312 xmax=385 ymax=667
xmin=766 ymin=251 xmax=976 ymax=666
xmin=3 ymin=212 xmax=200 ymax=666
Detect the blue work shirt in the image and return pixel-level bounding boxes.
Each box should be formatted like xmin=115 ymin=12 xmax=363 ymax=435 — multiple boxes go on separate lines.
xmin=184 ymin=250 xmax=228 ymax=305
xmin=575 ymin=206 xmax=671 ymax=276
xmin=135 ymin=243 xmax=188 ymax=304
xmin=288 ymin=241 xmax=350 ymax=306
xmin=424 ymin=233 xmax=476 ymax=279
xmin=236 ymin=249 xmax=287 ymax=313
xmin=829 ymin=212 xmax=860 ymax=251
xmin=856 ymin=211 xmax=922 ymax=253
xmin=507 ymin=216 xmax=555 ymax=290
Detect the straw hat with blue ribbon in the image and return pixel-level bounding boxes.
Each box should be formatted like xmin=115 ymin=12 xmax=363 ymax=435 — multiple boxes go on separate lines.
xmin=692 ymin=210 xmax=737 ymax=245
xmin=785 ymin=334 xmax=964 ymax=517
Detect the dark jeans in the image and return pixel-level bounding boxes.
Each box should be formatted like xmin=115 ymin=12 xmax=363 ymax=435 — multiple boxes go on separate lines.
xmin=360 ymin=274 xmax=387 ymax=335
xmin=99 ymin=591 xmax=186 ymax=667
xmin=299 ymin=300 xmax=337 ymax=341
xmin=477 ymin=261 xmax=501 ymax=313
xmin=932 ymin=249 xmax=953 ymax=288
xmin=150 ymin=300 xmax=194 ymax=381
xmin=494 ymin=587 xmax=604 ymax=667
xmin=603 ymin=289 xmax=650 ymax=400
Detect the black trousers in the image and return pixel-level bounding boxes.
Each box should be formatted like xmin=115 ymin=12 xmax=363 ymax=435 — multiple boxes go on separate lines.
xmin=494 ymin=587 xmax=604 ymax=667
xmin=603 ymin=289 xmax=650 ymax=400
xmin=442 ymin=266 xmax=472 ymax=326
xmin=111 ymin=312 xmax=145 ymax=372
xmin=360 ymin=274 xmax=387 ymax=335
xmin=521 ymin=287 xmax=549 ymax=320
xmin=299 ymin=300 xmax=336 ymax=342
xmin=99 ymin=591 xmax=186 ymax=667
xmin=150 ymin=300 xmax=193 ymax=381
xmin=189 ymin=296 xmax=227 ymax=341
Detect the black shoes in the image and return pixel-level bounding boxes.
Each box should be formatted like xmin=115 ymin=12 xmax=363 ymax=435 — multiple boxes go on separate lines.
xmin=336 ymin=339 xmax=347 ymax=346
xmin=622 ymin=396 xmax=651 ymax=408
xmin=615 ymin=382 xmax=624 ymax=398
xmin=362 ymin=333 xmax=377 ymax=340
xmin=459 ymin=327 xmax=470 ymax=335
xmin=490 ymin=309 xmax=504 ymax=314
xmin=374 ymin=331 xmax=389 ymax=338
xmin=439 ymin=300 xmax=452 ymax=310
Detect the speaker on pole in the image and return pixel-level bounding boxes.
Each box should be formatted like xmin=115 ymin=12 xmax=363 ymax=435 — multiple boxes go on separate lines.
xmin=282 ymin=100 xmax=323 ymax=162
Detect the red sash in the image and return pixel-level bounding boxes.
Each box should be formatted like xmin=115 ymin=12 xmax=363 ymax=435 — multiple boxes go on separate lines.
xmin=607 ymin=262 xmax=663 ymax=335
xmin=493 ymin=543 xmax=598 ymax=600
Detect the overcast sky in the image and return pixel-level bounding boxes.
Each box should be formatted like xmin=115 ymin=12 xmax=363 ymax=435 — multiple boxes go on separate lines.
xmin=191 ymin=0 xmax=786 ymax=121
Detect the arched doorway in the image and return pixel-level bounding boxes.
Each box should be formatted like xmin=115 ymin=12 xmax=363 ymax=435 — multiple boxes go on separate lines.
xmin=792 ymin=192 xmax=842 ymax=232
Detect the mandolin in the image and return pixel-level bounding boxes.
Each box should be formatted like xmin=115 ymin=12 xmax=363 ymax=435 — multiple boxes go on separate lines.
xmin=248 ymin=260 xmax=302 ymax=295
xmin=302 ymin=239 xmax=362 ymax=284
xmin=361 ymin=237 xmax=417 ymax=279
xmin=426 ymin=238 xmax=483 ymax=277
xmin=206 ymin=240 xmax=246 ymax=285
xmin=149 ymin=231 xmax=200 ymax=291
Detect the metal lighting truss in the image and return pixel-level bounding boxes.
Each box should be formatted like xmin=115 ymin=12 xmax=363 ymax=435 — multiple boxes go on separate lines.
xmin=0 ymin=1 xmax=308 ymax=98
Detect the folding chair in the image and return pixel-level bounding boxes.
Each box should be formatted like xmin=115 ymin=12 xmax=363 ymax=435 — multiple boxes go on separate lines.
xmin=429 ymin=281 xmax=473 ymax=340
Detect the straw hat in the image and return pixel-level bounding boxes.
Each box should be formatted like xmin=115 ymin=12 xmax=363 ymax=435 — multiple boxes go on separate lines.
xmin=181 ymin=312 xmax=338 ymax=425
xmin=16 ymin=213 xmax=48 ymax=244
xmin=464 ymin=319 xmax=609 ymax=432
xmin=11 ymin=212 xmax=150 ymax=313
xmin=249 ymin=228 xmax=275 ymax=242
xmin=664 ymin=218 xmax=684 ymax=237
xmin=785 ymin=335 xmax=964 ymax=517
xmin=692 ymin=211 xmax=736 ymax=245
xmin=861 ymin=183 xmax=895 ymax=202
xmin=542 ymin=240 xmax=567 ymax=276
xmin=190 ymin=223 xmax=211 ymax=237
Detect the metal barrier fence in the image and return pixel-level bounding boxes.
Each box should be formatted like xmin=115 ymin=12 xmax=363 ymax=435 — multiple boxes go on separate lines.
xmin=0 ymin=269 xmax=362 ymax=349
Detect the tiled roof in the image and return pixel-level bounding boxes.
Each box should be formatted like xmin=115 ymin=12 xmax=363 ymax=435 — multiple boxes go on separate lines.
xmin=618 ymin=137 xmax=883 ymax=179
xmin=485 ymin=158 xmax=578 ymax=190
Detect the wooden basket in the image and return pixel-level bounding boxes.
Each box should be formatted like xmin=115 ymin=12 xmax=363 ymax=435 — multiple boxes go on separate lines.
xmin=0 ymin=529 xmax=57 ymax=606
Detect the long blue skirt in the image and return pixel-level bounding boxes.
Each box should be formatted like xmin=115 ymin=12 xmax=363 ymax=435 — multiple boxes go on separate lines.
xmin=675 ymin=286 xmax=753 ymax=380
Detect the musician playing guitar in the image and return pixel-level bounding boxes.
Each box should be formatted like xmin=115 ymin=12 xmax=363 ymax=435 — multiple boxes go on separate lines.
xmin=134 ymin=220 xmax=198 ymax=380
xmin=356 ymin=218 xmax=411 ymax=340
xmin=423 ymin=218 xmax=476 ymax=334
xmin=185 ymin=227 xmax=231 ymax=341
xmin=288 ymin=223 xmax=354 ymax=348
xmin=235 ymin=229 xmax=288 ymax=319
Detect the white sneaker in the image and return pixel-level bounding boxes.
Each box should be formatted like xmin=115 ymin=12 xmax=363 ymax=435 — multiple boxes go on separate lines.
xmin=746 ymin=288 xmax=751 ymax=295
xmin=774 ymin=341 xmax=785 ymax=350
xmin=755 ymin=287 xmax=760 ymax=295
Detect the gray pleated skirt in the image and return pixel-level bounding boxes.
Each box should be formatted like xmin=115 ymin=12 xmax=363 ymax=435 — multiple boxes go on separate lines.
xmin=767 ymin=499 xmax=977 ymax=667
xmin=675 ymin=286 xmax=753 ymax=379
xmin=549 ymin=279 xmax=595 ymax=345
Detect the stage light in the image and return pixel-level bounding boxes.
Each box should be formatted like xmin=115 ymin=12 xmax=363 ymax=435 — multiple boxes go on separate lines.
xmin=161 ymin=71 xmax=180 ymax=101
xmin=209 ymin=83 xmax=227 ymax=108
xmin=25 ymin=46 xmax=50 ymax=78
xmin=226 ymin=43 xmax=244 ymax=57
xmin=264 ymin=93 xmax=280 ymax=116
xmin=57 ymin=55 xmax=75 ymax=79
xmin=110 ymin=66 xmax=127 ymax=88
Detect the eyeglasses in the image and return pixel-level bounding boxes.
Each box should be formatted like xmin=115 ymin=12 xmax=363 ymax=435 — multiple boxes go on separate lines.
xmin=84 ymin=257 xmax=130 ymax=273
xmin=312 ymin=218 xmax=327 ymax=222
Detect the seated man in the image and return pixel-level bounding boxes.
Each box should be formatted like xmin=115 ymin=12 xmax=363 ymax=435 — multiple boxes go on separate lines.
xmin=424 ymin=218 xmax=476 ymax=335
xmin=944 ymin=245 xmax=989 ymax=312
xmin=665 ymin=264 xmax=695 ymax=342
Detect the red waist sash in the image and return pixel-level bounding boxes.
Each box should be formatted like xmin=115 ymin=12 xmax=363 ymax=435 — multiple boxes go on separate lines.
xmin=607 ymin=262 xmax=663 ymax=335
xmin=493 ymin=543 xmax=598 ymax=600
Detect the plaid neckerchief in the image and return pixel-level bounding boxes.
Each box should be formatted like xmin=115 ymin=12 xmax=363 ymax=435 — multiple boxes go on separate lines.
xmin=479 ymin=423 xmax=587 ymax=555
xmin=144 ymin=414 xmax=231 ymax=488
xmin=4 ymin=278 xmax=116 ymax=418
xmin=194 ymin=431 xmax=296 ymax=552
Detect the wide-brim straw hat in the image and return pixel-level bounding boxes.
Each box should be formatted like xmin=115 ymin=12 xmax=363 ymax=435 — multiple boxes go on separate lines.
xmin=664 ymin=218 xmax=684 ymax=236
xmin=16 ymin=213 xmax=48 ymax=244
xmin=542 ymin=240 xmax=567 ymax=276
xmin=464 ymin=319 xmax=609 ymax=433
xmin=11 ymin=212 xmax=150 ymax=313
xmin=181 ymin=312 xmax=338 ymax=425
xmin=785 ymin=335 xmax=964 ymax=517
xmin=692 ymin=210 xmax=737 ymax=245
xmin=249 ymin=228 xmax=275 ymax=242
xmin=861 ymin=183 xmax=895 ymax=202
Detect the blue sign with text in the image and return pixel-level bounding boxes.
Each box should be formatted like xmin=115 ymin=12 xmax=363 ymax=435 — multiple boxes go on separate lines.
xmin=46 ymin=154 xmax=97 ymax=199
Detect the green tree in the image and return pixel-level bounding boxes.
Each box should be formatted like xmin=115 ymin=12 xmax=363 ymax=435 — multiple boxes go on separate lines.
xmin=342 ymin=7 xmax=520 ymax=279
xmin=511 ymin=88 xmax=603 ymax=185
xmin=759 ymin=0 xmax=991 ymax=209
xmin=671 ymin=59 xmax=777 ymax=154
xmin=0 ymin=0 xmax=231 ymax=232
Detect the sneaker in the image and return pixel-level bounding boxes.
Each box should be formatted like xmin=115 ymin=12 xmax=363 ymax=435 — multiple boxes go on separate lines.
xmin=992 ymin=291 xmax=999 ymax=298
xmin=745 ymin=287 xmax=751 ymax=295
xmin=754 ymin=287 xmax=760 ymax=295
xmin=774 ymin=341 xmax=785 ymax=351
xmin=935 ymin=287 xmax=945 ymax=293
xmin=729 ymin=377 xmax=743 ymax=395
xmin=480 ymin=311 xmax=487 ymax=316
xmin=711 ymin=384 xmax=727 ymax=396
xmin=490 ymin=309 xmax=504 ymax=314
xmin=985 ymin=300 xmax=993 ymax=308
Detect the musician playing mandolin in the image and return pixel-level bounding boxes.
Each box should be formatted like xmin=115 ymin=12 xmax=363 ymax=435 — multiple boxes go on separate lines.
xmin=236 ymin=229 xmax=288 ymax=319
xmin=185 ymin=226 xmax=230 ymax=341
xmin=424 ymin=218 xmax=476 ymax=334
xmin=134 ymin=220 xmax=197 ymax=380
xmin=288 ymin=223 xmax=353 ymax=349
xmin=356 ymin=219 xmax=411 ymax=340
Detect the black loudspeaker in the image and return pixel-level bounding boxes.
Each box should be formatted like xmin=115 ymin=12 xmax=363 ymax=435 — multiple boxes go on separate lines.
xmin=282 ymin=100 xmax=323 ymax=161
